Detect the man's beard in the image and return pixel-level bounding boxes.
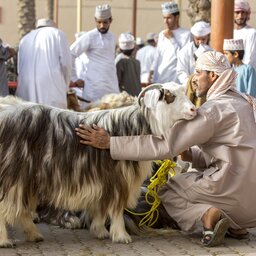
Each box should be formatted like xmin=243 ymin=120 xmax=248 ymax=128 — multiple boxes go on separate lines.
xmin=97 ymin=28 xmax=109 ymax=34
xmin=235 ymin=19 xmax=247 ymax=27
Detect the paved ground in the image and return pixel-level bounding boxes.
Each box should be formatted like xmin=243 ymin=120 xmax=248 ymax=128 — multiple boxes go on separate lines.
xmin=2 ymin=224 xmax=256 ymax=256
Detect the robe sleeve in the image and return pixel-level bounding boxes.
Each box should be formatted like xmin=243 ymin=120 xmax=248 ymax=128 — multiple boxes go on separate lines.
xmin=110 ymin=110 xmax=215 ymax=161
xmin=70 ymin=33 xmax=90 ymax=82
xmin=58 ymin=30 xmax=72 ymax=86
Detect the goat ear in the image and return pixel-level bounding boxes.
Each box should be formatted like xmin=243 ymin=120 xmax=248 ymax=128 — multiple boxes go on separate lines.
xmin=143 ymin=89 xmax=161 ymax=109
xmin=164 ymin=89 xmax=176 ymax=104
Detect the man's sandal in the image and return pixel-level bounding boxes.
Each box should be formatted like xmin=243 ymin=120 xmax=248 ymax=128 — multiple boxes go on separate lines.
xmin=226 ymin=229 xmax=249 ymax=240
xmin=201 ymin=218 xmax=230 ymax=247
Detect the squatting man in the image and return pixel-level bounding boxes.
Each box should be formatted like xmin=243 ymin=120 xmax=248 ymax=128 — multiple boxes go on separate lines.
xmin=75 ymin=51 xmax=256 ymax=247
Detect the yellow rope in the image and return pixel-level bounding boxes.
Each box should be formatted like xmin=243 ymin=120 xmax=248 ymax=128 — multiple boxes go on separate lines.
xmin=125 ymin=159 xmax=176 ymax=227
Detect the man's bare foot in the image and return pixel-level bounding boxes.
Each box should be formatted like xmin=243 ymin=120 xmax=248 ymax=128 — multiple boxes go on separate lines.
xmin=201 ymin=207 xmax=222 ymax=230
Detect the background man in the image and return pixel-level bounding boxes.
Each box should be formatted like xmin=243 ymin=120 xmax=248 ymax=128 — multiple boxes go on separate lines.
xmin=149 ymin=1 xmax=191 ymax=84
xmin=16 ymin=18 xmax=71 ymax=109
xmin=233 ymin=0 xmax=256 ymax=70
xmin=70 ymin=4 xmax=119 ymax=106
xmin=176 ymin=20 xmax=211 ymax=85
xmin=115 ymin=33 xmax=141 ymax=96
xmin=76 ymin=51 xmax=256 ymax=247
xmin=0 ymin=40 xmax=16 ymax=96
xmin=223 ymin=38 xmax=256 ymax=97
xmin=136 ymin=32 xmax=157 ymax=87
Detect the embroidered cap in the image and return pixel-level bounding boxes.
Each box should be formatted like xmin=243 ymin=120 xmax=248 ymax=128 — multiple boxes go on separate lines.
xmin=119 ymin=33 xmax=135 ymax=50
xmin=161 ymin=1 xmax=179 ymax=15
xmin=95 ymin=4 xmax=112 ymax=19
xmin=191 ymin=21 xmax=211 ymax=37
xmin=223 ymin=39 xmax=244 ymax=51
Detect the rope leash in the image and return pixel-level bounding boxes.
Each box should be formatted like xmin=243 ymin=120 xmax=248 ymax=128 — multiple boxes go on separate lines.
xmin=125 ymin=159 xmax=176 ymax=227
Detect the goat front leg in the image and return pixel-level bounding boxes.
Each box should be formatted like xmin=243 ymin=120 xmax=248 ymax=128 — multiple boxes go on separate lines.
xmin=90 ymin=211 xmax=109 ymax=239
xmin=110 ymin=210 xmax=132 ymax=243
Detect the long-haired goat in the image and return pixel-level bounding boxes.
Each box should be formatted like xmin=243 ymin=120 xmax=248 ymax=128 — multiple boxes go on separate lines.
xmin=0 ymin=82 xmax=196 ymax=247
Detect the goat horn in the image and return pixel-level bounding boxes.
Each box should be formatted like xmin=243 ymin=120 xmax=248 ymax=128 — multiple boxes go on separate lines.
xmin=138 ymin=83 xmax=163 ymax=106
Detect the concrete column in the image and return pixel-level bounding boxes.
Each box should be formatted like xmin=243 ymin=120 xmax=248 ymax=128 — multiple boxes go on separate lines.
xmin=210 ymin=0 xmax=234 ymax=52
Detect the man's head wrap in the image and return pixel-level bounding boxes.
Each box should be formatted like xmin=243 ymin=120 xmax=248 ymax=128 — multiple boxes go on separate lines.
xmin=195 ymin=51 xmax=236 ymax=100
xmin=195 ymin=51 xmax=231 ymax=76
xmin=234 ymin=0 xmax=251 ymax=21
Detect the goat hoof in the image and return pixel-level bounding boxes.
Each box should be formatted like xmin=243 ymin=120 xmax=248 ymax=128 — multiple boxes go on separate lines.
xmin=111 ymin=232 xmax=132 ymax=243
xmin=0 ymin=239 xmax=15 ymax=248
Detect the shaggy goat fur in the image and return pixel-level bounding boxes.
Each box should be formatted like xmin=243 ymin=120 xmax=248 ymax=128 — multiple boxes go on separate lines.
xmin=0 ymin=84 xmax=196 ymax=247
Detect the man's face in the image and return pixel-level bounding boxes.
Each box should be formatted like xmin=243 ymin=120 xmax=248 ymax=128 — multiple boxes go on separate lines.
xmin=163 ymin=14 xmax=179 ymax=30
xmin=193 ymin=69 xmax=213 ymax=97
xmin=234 ymin=11 xmax=248 ymax=27
xmin=193 ymin=35 xmax=210 ymax=47
xmin=95 ymin=18 xmax=112 ymax=34
xmin=223 ymin=51 xmax=235 ymax=65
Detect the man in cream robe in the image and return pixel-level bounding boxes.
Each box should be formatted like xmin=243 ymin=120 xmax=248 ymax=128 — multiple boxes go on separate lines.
xmin=76 ymin=51 xmax=256 ymax=247
xmin=16 ymin=18 xmax=71 ymax=109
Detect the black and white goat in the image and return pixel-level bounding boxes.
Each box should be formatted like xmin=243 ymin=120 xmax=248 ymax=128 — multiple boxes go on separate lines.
xmin=0 ymin=82 xmax=196 ymax=247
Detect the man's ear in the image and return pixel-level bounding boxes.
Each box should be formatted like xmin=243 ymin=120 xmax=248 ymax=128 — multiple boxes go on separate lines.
xmin=209 ymin=71 xmax=218 ymax=83
xmin=234 ymin=51 xmax=239 ymax=58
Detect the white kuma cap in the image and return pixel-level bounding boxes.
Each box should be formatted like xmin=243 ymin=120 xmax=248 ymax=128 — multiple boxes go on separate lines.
xmin=191 ymin=21 xmax=211 ymax=37
xmin=161 ymin=1 xmax=179 ymax=15
xmin=223 ymin=39 xmax=244 ymax=51
xmin=119 ymin=33 xmax=135 ymax=50
xmin=95 ymin=4 xmax=112 ymax=19
xmin=36 ymin=18 xmax=56 ymax=28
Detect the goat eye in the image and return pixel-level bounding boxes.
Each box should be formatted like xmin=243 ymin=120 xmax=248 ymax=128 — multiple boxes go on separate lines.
xmin=164 ymin=92 xmax=176 ymax=104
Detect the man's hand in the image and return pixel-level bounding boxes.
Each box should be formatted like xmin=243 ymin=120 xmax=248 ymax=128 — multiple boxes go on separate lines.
xmin=75 ymin=124 xmax=110 ymax=149
xmin=70 ymin=79 xmax=84 ymax=88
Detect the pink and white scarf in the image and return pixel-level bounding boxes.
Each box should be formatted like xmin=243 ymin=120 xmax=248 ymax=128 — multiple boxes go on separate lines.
xmin=196 ymin=51 xmax=256 ymax=122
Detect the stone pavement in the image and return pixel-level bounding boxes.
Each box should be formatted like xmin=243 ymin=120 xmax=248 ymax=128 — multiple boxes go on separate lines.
xmin=2 ymin=224 xmax=256 ymax=256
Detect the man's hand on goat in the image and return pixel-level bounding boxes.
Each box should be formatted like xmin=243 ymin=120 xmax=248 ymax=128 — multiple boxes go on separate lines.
xmin=75 ymin=124 xmax=110 ymax=149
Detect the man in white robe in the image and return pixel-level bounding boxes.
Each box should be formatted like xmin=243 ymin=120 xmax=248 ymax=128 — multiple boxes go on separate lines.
xmin=70 ymin=4 xmax=119 ymax=105
xmin=233 ymin=0 xmax=256 ymax=70
xmin=149 ymin=1 xmax=191 ymax=84
xmin=16 ymin=18 xmax=71 ymax=109
xmin=135 ymin=33 xmax=157 ymax=86
xmin=76 ymin=51 xmax=256 ymax=247
xmin=176 ymin=21 xmax=211 ymax=85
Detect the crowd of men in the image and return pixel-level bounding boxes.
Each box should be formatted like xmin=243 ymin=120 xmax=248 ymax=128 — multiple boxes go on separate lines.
xmin=0 ymin=0 xmax=255 ymax=108
xmin=0 ymin=0 xmax=256 ymax=248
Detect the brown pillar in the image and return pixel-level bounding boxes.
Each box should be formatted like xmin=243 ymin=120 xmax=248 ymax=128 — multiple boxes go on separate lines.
xmin=54 ymin=0 xmax=59 ymax=26
xmin=210 ymin=0 xmax=234 ymax=52
xmin=132 ymin=0 xmax=137 ymax=37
